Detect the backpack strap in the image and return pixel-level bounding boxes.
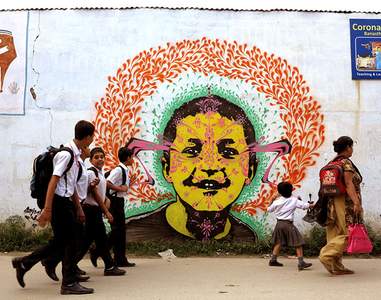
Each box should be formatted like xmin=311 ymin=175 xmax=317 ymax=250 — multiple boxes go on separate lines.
xmin=347 ymin=158 xmax=363 ymax=182
xmin=119 ymin=165 xmax=127 ymax=186
xmin=57 ymin=146 xmax=74 ymax=195
xmin=88 ymin=166 xmax=99 ymax=178
xmin=331 ymin=155 xmax=346 ymax=164
xmin=77 ymin=164 xmax=83 ymax=182
xmin=57 ymin=146 xmax=74 ymax=175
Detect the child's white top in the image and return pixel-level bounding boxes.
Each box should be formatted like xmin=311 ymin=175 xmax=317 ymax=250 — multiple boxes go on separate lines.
xmin=267 ymin=195 xmax=309 ymax=221
xmin=107 ymin=163 xmax=130 ymax=198
xmin=76 ymin=157 xmax=89 ymax=201
xmin=83 ymin=164 xmax=106 ymax=206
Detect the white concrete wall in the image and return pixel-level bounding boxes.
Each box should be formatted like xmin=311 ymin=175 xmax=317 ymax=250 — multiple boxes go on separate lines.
xmin=0 ymin=9 xmax=380 ymax=225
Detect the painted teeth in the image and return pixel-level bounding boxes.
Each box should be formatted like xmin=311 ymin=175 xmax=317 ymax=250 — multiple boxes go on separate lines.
xmin=205 ymin=183 xmax=214 ymax=189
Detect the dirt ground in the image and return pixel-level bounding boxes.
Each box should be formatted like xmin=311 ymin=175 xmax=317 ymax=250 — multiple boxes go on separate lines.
xmin=1 ymin=254 xmax=380 ymax=299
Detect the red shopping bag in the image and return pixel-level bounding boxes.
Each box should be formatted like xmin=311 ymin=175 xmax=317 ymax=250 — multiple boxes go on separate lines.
xmin=346 ymin=223 xmax=373 ymax=254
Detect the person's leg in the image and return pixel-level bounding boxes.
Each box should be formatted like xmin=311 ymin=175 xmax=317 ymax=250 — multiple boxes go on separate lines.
xmin=269 ymin=243 xmax=283 ymax=266
xmin=12 ymin=195 xmax=64 ymax=287
xmin=92 ymin=207 xmax=125 ymax=276
xmin=41 ymin=252 xmax=61 ymax=281
xmin=58 ymin=198 xmax=94 ymax=294
xmin=75 ymin=205 xmax=95 ymax=264
xmin=12 ymin=239 xmax=59 ymax=287
xmin=319 ymin=196 xmax=350 ymax=274
xmin=109 ymin=197 xmax=127 ymax=265
xmin=331 ymin=196 xmax=351 ymax=273
xmin=73 ymin=220 xmax=87 ymax=276
xmin=296 ymin=247 xmax=312 ymax=270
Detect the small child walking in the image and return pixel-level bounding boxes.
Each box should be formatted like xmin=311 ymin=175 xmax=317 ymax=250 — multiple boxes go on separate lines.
xmin=267 ymin=182 xmax=314 ymax=271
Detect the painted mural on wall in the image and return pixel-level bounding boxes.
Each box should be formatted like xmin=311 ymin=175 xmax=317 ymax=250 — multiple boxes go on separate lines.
xmin=0 ymin=30 xmax=17 ymax=92
xmin=94 ymin=38 xmax=325 ymax=240
xmin=0 ymin=12 xmax=28 ymax=115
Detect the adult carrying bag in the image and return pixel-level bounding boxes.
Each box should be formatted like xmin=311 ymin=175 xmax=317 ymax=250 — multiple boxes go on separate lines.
xmin=30 ymin=146 xmax=74 ymax=209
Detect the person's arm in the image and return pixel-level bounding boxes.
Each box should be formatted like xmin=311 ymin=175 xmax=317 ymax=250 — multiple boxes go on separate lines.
xmin=267 ymin=194 xmax=279 ymax=212
xmin=90 ymin=188 xmax=113 ymax=223
xmin=344 ymin=171 xmax=362 ymax=214
xmin=267 ymin=199 xmax=279 ymax=212
xmin=37 ymin=175 xmax=60 ymax=227
xmin=72 ymin=190 xmax=85 ymax=223
xmin=88 ymin=178 xmax=100 ymax=191
xmin=296 ymin=199 xmax=311 ymax=210
xmin=107 ymin=180 xmax=128 ymax=192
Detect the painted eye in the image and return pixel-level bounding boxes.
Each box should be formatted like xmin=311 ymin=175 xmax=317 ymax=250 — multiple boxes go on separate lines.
xmin=220 ymin=148 xmax=239 ymax=159
xmin=182 ymin=146 xmax=201 ymax=157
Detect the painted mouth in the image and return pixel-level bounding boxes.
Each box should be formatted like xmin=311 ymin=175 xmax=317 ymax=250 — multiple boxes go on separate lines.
xmin=194 ymin=179 xmax=228 ymax=190
xmin=183 ymin=178 xmax=231 ymax=192
xmin=182 ymin=168 xmax=231 ymax=195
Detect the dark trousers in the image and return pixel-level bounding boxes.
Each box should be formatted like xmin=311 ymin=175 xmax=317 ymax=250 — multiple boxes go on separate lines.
xmin=108 ymin=196 xmax=127 ymax=264
xmin=41 ymin=221 xmax=85 ymax=271
xmin=77 ymin=204 xmax=114 ymax=269
xmin=21 ymin=195 xmax=78 ymax=285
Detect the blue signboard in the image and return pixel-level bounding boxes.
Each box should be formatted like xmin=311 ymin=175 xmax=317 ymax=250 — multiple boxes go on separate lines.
xmin=350 ymin=19 xmax=381 ymax=80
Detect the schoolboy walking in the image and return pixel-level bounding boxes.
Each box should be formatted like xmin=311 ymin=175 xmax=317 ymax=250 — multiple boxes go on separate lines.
xmin=12 ymin=120 xmax=95 ymax=295
xmin=267 ymin=182 xmax=314 ymax=271
xmin=77 ymin=147 xmax=126 ymax=276
xmin=91 ymin=146 xmax=135 ymax=267
xmin=41 ymin=145 xmax=92 ymax=282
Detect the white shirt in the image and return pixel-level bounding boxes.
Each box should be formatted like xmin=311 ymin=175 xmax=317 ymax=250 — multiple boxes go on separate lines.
xmin=76 ymin=157 xmax=89 ymax=201
xmin=267 ymin=195 xmax=309 ymax=221
xmin=52 ymin=140 xmax=81 ymax=197
xmin=107 ymin=163 xmax=129 ymax=198
xmin=83 ymin=165 xmax=107 ymax=206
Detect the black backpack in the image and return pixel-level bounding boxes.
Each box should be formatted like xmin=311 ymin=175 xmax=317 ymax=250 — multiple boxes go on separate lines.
xmin=88 ymin=166 xmax=99 ymax=178
xmin=30 ymin=145 xmax=74 ymax=209
xmin=105 ymin=166 xmax=127 ymax=198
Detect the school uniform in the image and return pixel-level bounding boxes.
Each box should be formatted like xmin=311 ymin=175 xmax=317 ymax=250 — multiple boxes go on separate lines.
xmin=42 ymin=155 xmax=88 ymax=271
xmin=107 ymin=163 xmax=129 ymax=265
xmin=20 ymin=140 xmax=81 ymax=286
xmin=267 ymin=195 xmax=309 ymax=247
xmin=77 ymin=165 xmax=114 ymax=270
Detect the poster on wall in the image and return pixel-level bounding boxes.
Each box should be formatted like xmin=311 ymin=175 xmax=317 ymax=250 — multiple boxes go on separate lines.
xmin=350 ymin=19 xmax=381 ymax=80
xmin=0 ymin=12 xmax=28 ymax=115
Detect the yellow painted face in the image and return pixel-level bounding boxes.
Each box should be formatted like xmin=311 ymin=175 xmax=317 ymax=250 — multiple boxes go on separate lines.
xmin=163 ymin=112 xmax=252 ymax=211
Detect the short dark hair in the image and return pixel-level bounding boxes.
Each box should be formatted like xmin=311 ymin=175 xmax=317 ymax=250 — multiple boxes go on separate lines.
xmin=277 ymin=182 xmax=293 ymax=198
xmin=118 ymin=146 xmax=133 ymax=163
xmin=75 ymin=120 xmax=95 ymax=140
xmin=333 ymin=136 xmax=353 ymax=154
xmin=90 ymin=147 xmax=105 ymax=159
xmin=163 ymin=95 xmax=255 ymax=145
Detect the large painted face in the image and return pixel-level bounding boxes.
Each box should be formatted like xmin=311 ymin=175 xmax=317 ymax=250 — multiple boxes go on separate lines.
xmin=163 ymin=111 xmax=252 ymax=211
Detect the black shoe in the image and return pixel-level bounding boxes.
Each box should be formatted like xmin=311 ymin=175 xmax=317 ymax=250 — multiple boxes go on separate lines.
xmin=90 ymin=250 xmax=98 ymax=268
xmin=104 ymin=266 xmax=126 ymax=276
xmin=75 ymin=265 xmax=87 ymax=275
xmin=44 ymin=264 xmax=59 ymax=282
xmin=75 ymin=274 xmax=90 ymax=282
xmin=12 ymin=258 xmax=27 ymax=288
xmin=269 ymin=260 xmax=283 ymax=267
xmin=117 ymin=261 xmax=136 ymax=267
xmin=298 ymin=261 xmax=312 ymax=271
xmin=60 ymin=282 xmax=94 ymax=295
